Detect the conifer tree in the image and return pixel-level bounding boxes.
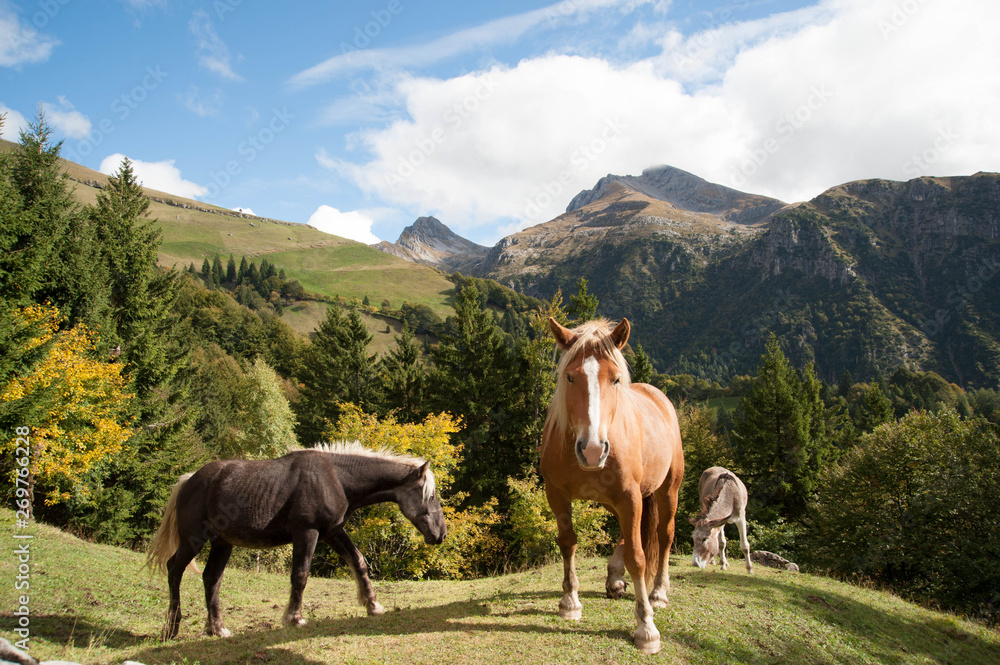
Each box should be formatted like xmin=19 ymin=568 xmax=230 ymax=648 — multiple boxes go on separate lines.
xmin=566 ymin=277 xmax=599 ymax=322
xmin=295 ymin=306 xmax=380 ymax=444
xmin=212 ymin=253 xmax=224 ymax=286
xmin=731 ymin=335 xmax=828 ymax=522
xmin=226 ymin=254 xmax=237 ymax=283
xmin=631 ymin=343 xmax=654 ymax=384
xmin=7 ymin=111 xmax=111 ymax=335
xmin=379 ymin=322 xmax=427 ymax=423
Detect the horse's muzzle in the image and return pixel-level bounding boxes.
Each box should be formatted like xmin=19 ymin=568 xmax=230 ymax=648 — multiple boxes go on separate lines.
xmin=575 ymin=439 xmax=610 ymax=469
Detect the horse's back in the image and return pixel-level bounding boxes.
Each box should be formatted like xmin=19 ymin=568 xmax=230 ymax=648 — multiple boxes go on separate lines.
xmin=177 ymin=452 xmax=347 ymax=546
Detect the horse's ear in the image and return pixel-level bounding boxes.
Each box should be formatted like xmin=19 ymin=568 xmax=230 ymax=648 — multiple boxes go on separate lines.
xmin=611 ymin=318 xmax=630 ymax=350
xmin=549 ymin=317 xmax=577 ymax=351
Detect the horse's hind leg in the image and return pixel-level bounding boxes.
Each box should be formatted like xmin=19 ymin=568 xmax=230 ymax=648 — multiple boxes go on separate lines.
xmin=163 ymin=540 xmax=201 ymax=640
xmin=327 ymin=529 xmax=383 ymax=615
xmin=606 ymin=537 xmax=628 ymax=599
xmin=203 ymin=540 xmax=234 ymax=637
xmin=284 ymin=528 xmax=319 ymax=627
xmin=649 ymin=470 xmax=681 ymax=609
xmin=545 ymin=487 xmax=582 ymax=620
xmin=737 ymin=511 xmax=753 ymax=574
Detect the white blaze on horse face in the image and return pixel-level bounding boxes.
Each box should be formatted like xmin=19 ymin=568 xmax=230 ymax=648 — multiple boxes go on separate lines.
xmin=583 ymin=356 xmax=601 ymax=439
xmin=577 ymin=356 xmax=608 ymax=467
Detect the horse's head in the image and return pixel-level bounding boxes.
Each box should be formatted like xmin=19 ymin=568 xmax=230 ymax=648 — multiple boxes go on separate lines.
xmin=549 ymin=317 xmax=632 ymax=471
xmin=688 ymin=516 xmax=726 ymax=568
xmin=396 ymin=461 xmax=447 ymax=545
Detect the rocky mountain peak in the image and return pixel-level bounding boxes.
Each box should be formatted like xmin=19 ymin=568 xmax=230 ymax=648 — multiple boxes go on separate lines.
xmin=567 ymin=164 xmax=787 ymax=225
xmin=373 ymin=216 xmax=488 ymax=273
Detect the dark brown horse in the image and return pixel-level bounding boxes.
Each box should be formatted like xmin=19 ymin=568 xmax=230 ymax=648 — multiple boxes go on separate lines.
xmin=146 ymin=442 xmax=446 ymax=639
xmin=540 ymin=318 xmax=684 ymax=654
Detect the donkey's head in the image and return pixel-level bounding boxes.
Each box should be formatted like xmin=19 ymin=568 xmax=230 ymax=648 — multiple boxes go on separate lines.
xmin=396 ymin=461 xmax=447 ymax=545
xmin=549 ymin=317 xmax=632 ymax=470
xmin=688 ymin=516 xmax=727 ymax=568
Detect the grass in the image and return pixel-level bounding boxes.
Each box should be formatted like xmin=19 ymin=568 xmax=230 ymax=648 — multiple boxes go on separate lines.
xmin=2 ymin=508 xmax=998 ymax=665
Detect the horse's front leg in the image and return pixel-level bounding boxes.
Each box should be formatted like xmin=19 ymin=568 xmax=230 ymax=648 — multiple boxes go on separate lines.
xmin=717 ymin=526 xmax=729 ymax=570
xmin=284 ymin=528 xmax=319 ymax=627
xmin=618 ymin=492 xmax=660 ymax=655
xmin=545 ymin=487 xmax=582 ymax=620
xmin=203 ymin=540 xmax=234 ymax=637
xmin=326 ymin=529 xmax=384 ymax=615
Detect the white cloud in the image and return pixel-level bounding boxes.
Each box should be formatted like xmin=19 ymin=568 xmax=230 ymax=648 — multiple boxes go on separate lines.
xmin=0 ymin=6 xmax=59 ymax=67
xmin=289 ymin=0 xmax=653 ymax=89
xmin=99 ymin=153 xmax=209 ymax=200
xmin=327 ymin=0 xmax=1000 ymax=243
xmin=307 ymin=205 xmax=380 ymax=244
xmin=43 ymin=96 xmax=91 ymax=139
xmin=179 ymin=85 xmax=224 ymax=117
xmin=189 ymin=9 xmax=243 ymax=81
xmin=233 ymin=206 xmax=255 ymax=216
xmin=0 ymin=103 xmax=29 ymax=139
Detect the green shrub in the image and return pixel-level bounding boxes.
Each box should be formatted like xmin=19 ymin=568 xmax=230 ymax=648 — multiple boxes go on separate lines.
xmin=807 ymin=408 xmax=1000 ymax=622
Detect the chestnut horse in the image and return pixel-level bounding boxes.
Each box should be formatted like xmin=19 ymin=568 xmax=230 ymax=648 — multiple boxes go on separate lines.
xmin=540 ymin=317 xmax=684 ymax=654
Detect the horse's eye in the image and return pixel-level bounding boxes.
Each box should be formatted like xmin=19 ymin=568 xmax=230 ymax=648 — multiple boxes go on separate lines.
xmin=613 ymin=377 xmax=621 ymax=385
xmin=566 ymin=375 xmax=574 ymax=383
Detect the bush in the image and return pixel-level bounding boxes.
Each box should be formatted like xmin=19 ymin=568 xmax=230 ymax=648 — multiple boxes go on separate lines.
xmin=806 ymin=408 xmax=1000 ymax=622
xmin=506 ymin=475 xmax=612 ymax=568
xmin=314 ymin=404 xmax=503 ymax=579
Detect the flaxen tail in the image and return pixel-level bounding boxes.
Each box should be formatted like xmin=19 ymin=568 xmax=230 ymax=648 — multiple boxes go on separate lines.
xmin=146 ymin=473 xmax=198 ymax=575
xmin=640 ymin=494 xmax=660 ymax=586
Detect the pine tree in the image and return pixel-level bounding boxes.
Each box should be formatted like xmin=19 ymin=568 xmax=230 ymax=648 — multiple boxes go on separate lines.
xmin=295 ymin=306 xmax=380 ymax=445
xmin=6 ymin=111 xmax=111 ymax=335
xmin=731 ymin=335 xmax=827 ymax=522
xmin=212 ymin=253 xmax=224 ymax=286
xmin=200 ymin=258 xmax=211 ymax=282
xmin=379 ymin=323 xmax=427 ymax=423
xmin=631 ymin=343 xmax=654 ymax=384
xmin=428 ymin=285 xmax=543 ymax=506
xmin=566 ymin=277 xmax=599 ymax=322
xmin=226 ymin=255 xmax=237 ymax=283
xmin=237 ymin=256 xmax=249 ymax=284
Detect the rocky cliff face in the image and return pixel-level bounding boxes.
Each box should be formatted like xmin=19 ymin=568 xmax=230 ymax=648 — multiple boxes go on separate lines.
xmin=373 ymin=216 xmax=489 ymax=273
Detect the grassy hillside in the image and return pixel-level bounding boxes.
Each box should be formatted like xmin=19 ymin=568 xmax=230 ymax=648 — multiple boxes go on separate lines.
xmin=0 ymin=139 xmax=456 ymax=322
xmin=2 ymin=508 xmax=997 ymax=665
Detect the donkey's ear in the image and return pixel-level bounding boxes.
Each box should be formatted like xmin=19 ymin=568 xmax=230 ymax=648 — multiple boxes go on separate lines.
xmin=611 ymin=318 xmax=630 ymax=350
xmin=418 ymin=461 xmax=430 ymax=477
xmin=704 ymin=517 xmax=729 ymax=528
xmin=687 ymin=515 xmax=700 ymax=526
xmin=549 ymin=317 xmax=577 ymax=351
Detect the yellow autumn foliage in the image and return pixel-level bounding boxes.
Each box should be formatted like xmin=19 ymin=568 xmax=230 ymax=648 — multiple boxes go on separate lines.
xmin=1 ymin=305 xmax=135 ymax=505
xmin=322 ymin=404 xmax=503 ymax=579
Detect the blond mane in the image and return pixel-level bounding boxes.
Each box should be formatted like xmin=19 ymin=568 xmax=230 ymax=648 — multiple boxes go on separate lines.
xmin=548 ymin=318 xmax=633 ymax=434
xmin=304 ymin=440 xmax=435 ymax=502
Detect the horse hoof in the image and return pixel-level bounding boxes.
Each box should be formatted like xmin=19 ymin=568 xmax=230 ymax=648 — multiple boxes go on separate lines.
xmin=218 ymin=627 xmax=232 ymax=638
xmin=283 ymin=614 xmax=307 ymax=628
xmin=606 ymin=579 xmax=628 ymax=599
xmin=367 ymin=602 xmax=385 ymax=616
xmin=558 ymin=607 xmax=582 ymax=620
xmin=635 ymin=636 xmax=661 ymax=655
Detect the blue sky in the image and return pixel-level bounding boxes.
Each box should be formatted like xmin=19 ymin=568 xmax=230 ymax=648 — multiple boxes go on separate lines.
xmin=2 ymin=0 xmax=998 ymax=246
